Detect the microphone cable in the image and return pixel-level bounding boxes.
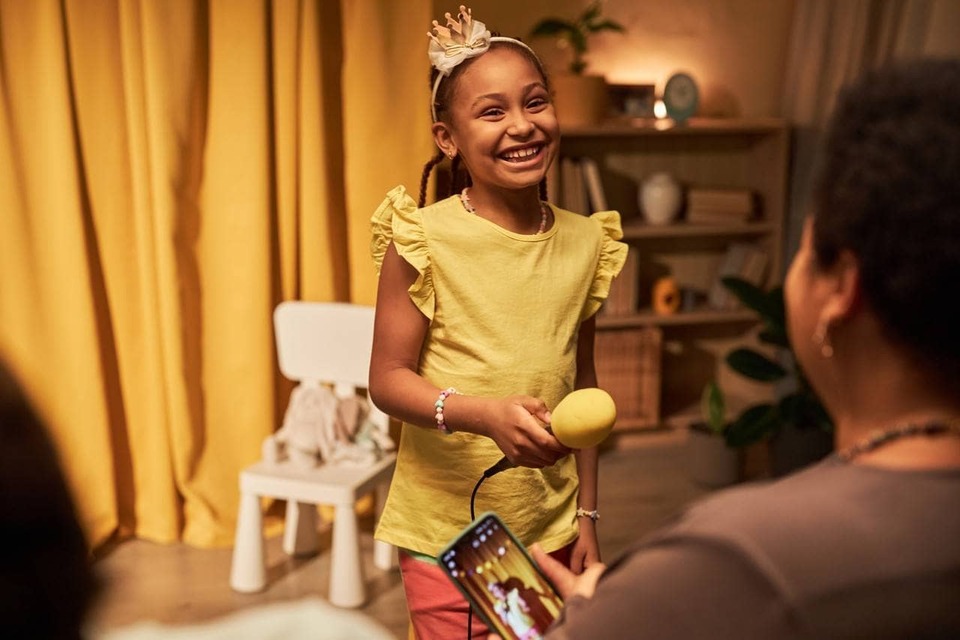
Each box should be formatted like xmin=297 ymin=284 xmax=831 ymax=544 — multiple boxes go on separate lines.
xmin=465 ymin=457 xmax=504 ymax=640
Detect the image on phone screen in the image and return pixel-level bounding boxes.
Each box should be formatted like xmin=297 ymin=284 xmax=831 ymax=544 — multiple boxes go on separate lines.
xmin=438 ymin=512 xmax=564 ymax=640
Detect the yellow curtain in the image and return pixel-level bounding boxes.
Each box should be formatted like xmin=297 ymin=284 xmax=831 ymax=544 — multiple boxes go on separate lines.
xmin=0 ymin=0 xmax=431 ymax=549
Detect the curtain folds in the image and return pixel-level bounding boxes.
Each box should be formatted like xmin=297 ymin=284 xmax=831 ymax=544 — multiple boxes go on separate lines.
xmin=780 ymin=0 xmax=960 ymax=260
xmin=0 ymin=0 xmax=430 ymax=549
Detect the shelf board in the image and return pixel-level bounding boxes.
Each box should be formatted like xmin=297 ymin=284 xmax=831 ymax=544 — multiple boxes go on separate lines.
xmin=562 ymin=117 xmax=787 ymax=138
xmin=621 ymin=221 xmax=776 ymax=239
xmin=598 ymin=308 xmax=758 ymax=328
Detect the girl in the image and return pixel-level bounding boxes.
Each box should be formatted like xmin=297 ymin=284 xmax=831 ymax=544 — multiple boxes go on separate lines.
xmin=368 ymin=6 xmax=627 ymax=637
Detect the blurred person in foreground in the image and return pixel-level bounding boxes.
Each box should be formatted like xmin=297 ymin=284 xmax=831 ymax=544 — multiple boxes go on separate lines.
xmin=525 ymin=58 xmax=960 ymax=639
xmin=0 ymin=360 xmax=100 ymax=639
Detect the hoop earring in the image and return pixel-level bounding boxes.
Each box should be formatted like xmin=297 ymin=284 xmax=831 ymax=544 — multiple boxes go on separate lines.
xmin=812 ymin=320 xmax=834 ymax=358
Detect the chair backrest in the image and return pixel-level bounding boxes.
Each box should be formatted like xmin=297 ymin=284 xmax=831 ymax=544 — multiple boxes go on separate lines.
xmin=273 ymin=301 xmax=376 ymax=390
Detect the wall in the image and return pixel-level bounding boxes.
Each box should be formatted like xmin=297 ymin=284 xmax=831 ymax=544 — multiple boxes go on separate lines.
xmin=437 ymin=0 xmax=796 ymax=117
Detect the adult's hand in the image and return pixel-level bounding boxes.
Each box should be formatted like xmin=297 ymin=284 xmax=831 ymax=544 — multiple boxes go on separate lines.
xmin=531 ymin=543 xmax=606 ymax=601
xmin=486 ymin=545 xmax=607 ymax=640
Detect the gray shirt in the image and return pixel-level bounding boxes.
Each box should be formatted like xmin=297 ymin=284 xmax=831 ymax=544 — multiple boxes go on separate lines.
xmin=548 ymin=459 xmax=960 ymax=639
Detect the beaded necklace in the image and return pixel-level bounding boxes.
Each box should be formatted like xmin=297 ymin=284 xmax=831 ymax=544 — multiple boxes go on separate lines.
xmin=460 ymin=188 xmax=548 ymax=234
xmin=832 ymin=420 xmax=960 ymax=462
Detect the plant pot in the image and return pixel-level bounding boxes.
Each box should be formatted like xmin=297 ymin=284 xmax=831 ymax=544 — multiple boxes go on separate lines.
xmin=551 ymin=73 xmax=608 ymax=128
xmin=687 ymin=424 xmax=741 ymax=487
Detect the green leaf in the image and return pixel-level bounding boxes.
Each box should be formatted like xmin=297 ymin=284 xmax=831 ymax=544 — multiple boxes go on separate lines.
xmin=764 ymin=286 xmax=786 ymax=329
xmin=567 ymin=29 xmax=588 ymax=55
xmin=529 ymin=19 xmax=577 ymax=38
xmin=758 ymin=327 xmax=790 ymax=348
xmin=579 ymin=1 xmax=603 ymax=24
xmin=721 ymin=277 xmax=783 ymax=327
xmin=700 ymin=381 xmax=726 ymax=434
xmin=725 ymin=348 xmax=787 ymax=382
xmin=587 ymin=19 xmax=626 ymax=34
xmin=777 ymin=392 xmax=805 ymax=427
xmin=724 ymin=404 xmax=780 ymax=447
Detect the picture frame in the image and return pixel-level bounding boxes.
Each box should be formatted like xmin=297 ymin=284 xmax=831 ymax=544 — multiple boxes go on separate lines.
xmin=608 ymin=83 xmax=657 ymax=119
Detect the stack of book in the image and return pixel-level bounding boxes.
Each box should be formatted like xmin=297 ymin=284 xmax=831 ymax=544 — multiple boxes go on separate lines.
xmin=685 ymin=187 xmax=756 ymax=224
xmin=559 ymin=157 xmax=608 ymax=214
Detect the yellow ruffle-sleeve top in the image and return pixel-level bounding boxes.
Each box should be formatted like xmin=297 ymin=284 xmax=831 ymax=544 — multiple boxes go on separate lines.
xmin=370 ymin=186 xmax=628 ymax=557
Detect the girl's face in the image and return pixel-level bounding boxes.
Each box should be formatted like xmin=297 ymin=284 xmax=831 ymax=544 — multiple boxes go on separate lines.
xmin=436 ymin=46 xmax=559 ymax=193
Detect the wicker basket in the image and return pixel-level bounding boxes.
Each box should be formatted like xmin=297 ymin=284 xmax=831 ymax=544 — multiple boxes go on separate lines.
xmin=596 ymin=326 xmax=662 ymax=429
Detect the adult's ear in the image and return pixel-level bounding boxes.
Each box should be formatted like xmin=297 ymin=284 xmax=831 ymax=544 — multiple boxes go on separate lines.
xmin=819 ymin=248 xmax=862 ymax=327
xmin=432 ymin=121 xmax=457 ymax=159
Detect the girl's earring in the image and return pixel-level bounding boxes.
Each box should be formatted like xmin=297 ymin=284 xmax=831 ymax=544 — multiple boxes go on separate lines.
xmin=812 ymin=320 xmax=834 ymax=358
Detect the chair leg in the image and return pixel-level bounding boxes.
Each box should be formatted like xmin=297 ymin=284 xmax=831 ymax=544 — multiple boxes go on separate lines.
xmin=283 ymin=500 xmax=319 ymax=557
xmin=230 ymin=492 xmax=266 ymax=593
xmin=373 ymin=484 xmax=397 ymax=570
xmin=328 ymin=499 xmax=365 ymax=608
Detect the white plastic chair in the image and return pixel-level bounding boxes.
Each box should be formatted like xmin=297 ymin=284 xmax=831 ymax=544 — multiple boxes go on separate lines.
xmin=229 ymin=301 xmax=397 ymax=607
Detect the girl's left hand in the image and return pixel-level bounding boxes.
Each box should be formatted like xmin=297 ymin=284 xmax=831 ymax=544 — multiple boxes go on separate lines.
xmin=569 ymin=518 xmax=601 ymax=574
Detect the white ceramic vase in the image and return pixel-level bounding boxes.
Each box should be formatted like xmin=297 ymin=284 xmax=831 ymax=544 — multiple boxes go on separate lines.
xmin=640 ymin=172 xmax=682 ymax=226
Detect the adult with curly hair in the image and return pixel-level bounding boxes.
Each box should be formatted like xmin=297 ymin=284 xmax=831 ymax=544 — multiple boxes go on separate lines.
xmin=520 ymin=58 xmax=960 ymax=640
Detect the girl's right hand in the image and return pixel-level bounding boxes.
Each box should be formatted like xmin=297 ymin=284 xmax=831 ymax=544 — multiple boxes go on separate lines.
xmin=481 ymin=395 xmax=571 ymax=468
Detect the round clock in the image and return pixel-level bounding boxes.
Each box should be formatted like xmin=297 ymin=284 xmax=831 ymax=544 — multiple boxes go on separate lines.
xmin=663 ymin=72 xmax=699 ymax=123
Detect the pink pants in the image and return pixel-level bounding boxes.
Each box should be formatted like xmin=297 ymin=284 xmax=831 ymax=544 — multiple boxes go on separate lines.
xmin=400 ymin=543 xmax=574 ymax=640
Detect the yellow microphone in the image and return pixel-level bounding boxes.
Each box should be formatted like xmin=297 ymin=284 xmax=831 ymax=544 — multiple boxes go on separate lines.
xmin=550 ymin=387 xmax=618 ymax=448
xmin=483 ymin=388 xmax=617 ymax=478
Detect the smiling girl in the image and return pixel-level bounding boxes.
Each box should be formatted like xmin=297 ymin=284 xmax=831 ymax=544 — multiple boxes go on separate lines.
xmin=368 ymin=6 xmax=627 ymax=637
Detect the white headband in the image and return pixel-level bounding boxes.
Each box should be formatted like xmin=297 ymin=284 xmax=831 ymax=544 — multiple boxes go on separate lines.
xmin=428 ymin=6 xmax=539 ymax=122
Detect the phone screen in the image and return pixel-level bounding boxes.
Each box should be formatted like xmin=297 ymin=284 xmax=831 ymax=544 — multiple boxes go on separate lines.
xmin=438 ymin=512 xmax=564 ymax=640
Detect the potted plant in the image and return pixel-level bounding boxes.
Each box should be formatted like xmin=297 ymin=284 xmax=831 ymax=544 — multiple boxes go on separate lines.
xmin=686 ymin=381 xmax=741 ymax=487
xmin=717 ymin=276 xmax=834 ymax=475
xmin=528 ymin=1 xmax=625 ymax=127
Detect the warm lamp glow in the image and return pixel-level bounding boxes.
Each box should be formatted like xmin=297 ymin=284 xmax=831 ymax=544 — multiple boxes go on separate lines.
xmin=653 ymin=99 xmax=667 ymax=119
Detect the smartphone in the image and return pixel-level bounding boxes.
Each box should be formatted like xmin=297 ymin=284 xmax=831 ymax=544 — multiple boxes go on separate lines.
xmin=438 ymin=512 xmax=564 ymax=640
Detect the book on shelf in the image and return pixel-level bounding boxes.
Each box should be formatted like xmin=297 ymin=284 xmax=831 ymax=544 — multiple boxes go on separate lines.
xmin=707 ymin=242 xmax=769 ymax=310
xmin=560 ymin=157 xmax=589 ymax=214
xmin=685 ymin=187 xmax=756 ymax=224
xmin=546 ymin=152 xmax=561 ymax=204
xmin=580 ymin=157 xmax=608 ymax=211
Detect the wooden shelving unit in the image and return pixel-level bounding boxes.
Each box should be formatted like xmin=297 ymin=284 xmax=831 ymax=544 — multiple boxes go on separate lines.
xmin=559 ymin=118 xmax=790 ymax=432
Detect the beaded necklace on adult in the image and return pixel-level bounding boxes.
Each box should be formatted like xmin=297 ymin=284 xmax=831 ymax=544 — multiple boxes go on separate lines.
xmin=460 ymin=187 xmax=548 ymax=234
xmin=832 ymin=420 xmax=960 ymax=462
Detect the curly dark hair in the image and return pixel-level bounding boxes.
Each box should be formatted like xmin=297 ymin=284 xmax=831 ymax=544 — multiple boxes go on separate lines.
xmin=812 ymin=58 xmax=960 ymax=378
xmin=418 ymin=39 xmax=552 ymax=207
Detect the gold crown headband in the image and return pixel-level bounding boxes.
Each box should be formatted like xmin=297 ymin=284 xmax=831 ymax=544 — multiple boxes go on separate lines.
xmin=428 ymin=5 xmax=539 ymax=122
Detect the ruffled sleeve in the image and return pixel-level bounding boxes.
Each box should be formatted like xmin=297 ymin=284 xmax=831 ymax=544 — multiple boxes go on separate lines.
xmin=370 ymin=185 xmax=435 ymax=319
xmin=582 ymin=210 xmax=629 ymax=321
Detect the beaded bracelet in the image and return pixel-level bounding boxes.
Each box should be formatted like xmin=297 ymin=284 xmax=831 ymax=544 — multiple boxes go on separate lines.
xmin=576 ymin=508 xmax=600 ymax=522
xmin=434 ymin=387 xmax=458 ymax=434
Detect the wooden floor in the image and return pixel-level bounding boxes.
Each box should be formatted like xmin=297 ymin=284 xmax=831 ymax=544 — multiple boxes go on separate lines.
xmin=88 ymin=430 xmax=717 ymax=638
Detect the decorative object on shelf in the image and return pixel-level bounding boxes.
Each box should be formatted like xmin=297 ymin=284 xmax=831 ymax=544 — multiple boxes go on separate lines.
xmin=561 ymin=119 xmax=789 ymax=437
xmin=714 ymin=277 xmax=834 ymax=474
xmin=640 ymin=171 xmax=682 ymax=226
xmin=651 ymin=276 xmax=680 ymax=315
xmin=608 ymin=83 xmax=656 ymax=119
xmin=662 ymin=72 xmax=699 ymax=124
xmin=528 ymin=1 xmax=625 ymax=127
